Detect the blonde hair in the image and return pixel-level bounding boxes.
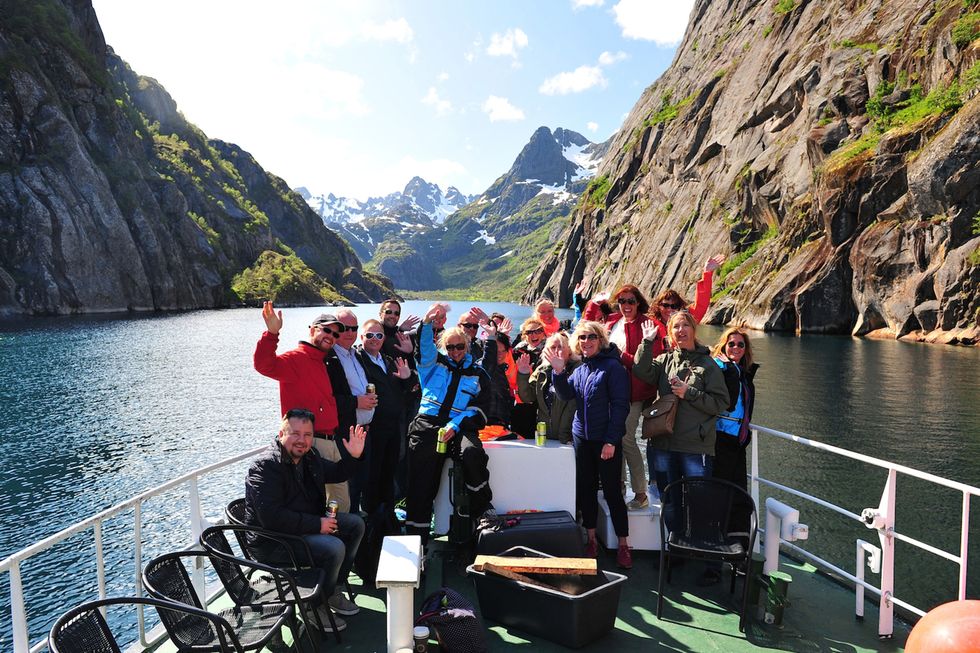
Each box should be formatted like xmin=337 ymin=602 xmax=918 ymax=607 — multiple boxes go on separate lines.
xmin=543 ymin=331 xmax=579 ymax=364
xmin=438 ymin=326 xmax=470 ymax=350
xmin=666 ymin=311 xmax=699 ymax=349
xmin=711 ymin=326 xmax=754 ymax=367
xmin=570 ymin=320 xmax=610 ymax=356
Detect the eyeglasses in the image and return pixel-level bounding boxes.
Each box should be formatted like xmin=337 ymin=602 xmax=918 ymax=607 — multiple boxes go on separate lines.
xmin=618 ymin=297 xmax=638 ymax=305
xmin=319 ymin=326 xmax=341 ymax=338
xmin=659 ymin=301 xmax=682 ymax=310
xmin=461 ymin=322 xmax=479 ymax=330
xmin=577 ymin=333 xmax=600 ymax=342
xmin=336 ymin=324 xmax=358 ymax=333
xmin=726 ymin=341 xmax=746 ymax=349
xmin=383 ymin=309 xmax=401 ymax=316
xmin=445 ymin=342 xmax=467 ymax=351
xmin=525 ymin=328 xmax=545 ymax=335
xmin=363 ymin=332 xmax=384 ymax=340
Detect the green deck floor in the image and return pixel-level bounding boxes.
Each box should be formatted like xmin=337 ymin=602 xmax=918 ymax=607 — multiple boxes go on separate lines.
xmin=140 ymin=542 xmax=910 ymax=653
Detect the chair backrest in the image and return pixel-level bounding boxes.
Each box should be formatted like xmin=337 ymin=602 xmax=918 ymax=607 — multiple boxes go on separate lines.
xmin=667 ymin=477 xmax=757 ymax=545
xmin=226 ymin=498 xmax=247 ymax=525
xmin=142 ymin=552 xmax=222 ymax=648
xmin=49 ymin=601 xmax=121 ymax=653
xmin=49 ymin=597 xmax=237 ymax=653
xmin=200 ymin=527 xmax=259 ymax=605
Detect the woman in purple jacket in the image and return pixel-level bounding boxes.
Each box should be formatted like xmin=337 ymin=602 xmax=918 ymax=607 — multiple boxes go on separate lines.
xmin=548 ymin=320 xmax=633 ymax=569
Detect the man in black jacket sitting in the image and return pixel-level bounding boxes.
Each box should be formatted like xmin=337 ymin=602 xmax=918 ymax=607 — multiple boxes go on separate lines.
xmin=245 ymin=408 xmax=367 ymax=632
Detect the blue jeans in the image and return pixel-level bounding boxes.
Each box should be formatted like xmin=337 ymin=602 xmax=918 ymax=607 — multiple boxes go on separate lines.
xmin=300 ymin=512 xmax=365 ymax=593
xmin=648 ymin=447 xmax=713 ymax=532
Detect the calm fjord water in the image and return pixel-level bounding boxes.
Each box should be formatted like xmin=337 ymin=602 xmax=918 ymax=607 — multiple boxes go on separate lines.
xmin=0 ymin=301 xmax=977 ymax=645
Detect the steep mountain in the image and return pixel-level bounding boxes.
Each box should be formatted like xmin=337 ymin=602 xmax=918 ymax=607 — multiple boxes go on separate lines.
xmin=525 ymin=0 xmax=979 ymax=346
xmin=0 ymin=0 xmax=394 ymax=315
xmin=302 ymin=176 xmax=475 ymax=261
xmin=367 ymin=126 xmax=609 ymax=297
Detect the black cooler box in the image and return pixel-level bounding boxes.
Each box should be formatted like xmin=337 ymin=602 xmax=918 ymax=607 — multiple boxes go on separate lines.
xmin=476 ymin=510 xmax=584 ymax=557
xmin=467 ymin=546 xmax=627 ymax=648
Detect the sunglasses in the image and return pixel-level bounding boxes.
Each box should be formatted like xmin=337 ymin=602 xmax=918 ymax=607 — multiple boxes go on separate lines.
xmin=618 ymin=297 xmax=638 ymax=305
xmin=335 ymin=324 xmax=358 ymax=333
xmin=363 ymin=332 xmax=384 ymax=340
xmin=525 ymin=327 xmax=545 ymax=335
xmin=445 ymin=343 xmax=467 ymax=352
xmin=461 ymin=322 xmax=479 ymax=330
xmin=659 ymin=302 xmax=682 ymax=310
xmin=577 ymin=333 xmax=600 ymax=342
xmin=319 ymin=326 xmax=341 ymax=338
xmin=383 ymin=309 xmax=401 ymax=316
xmin=726 ymin=341 xmax=746 ymax=349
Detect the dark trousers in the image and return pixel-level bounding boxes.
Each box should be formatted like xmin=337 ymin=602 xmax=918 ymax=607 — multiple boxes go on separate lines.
xmin=714 ymin=433 xmax=752 ymax=535
xmin=395 ymin=396 xmax=421 ymax=502
xmin=405 ymin=415 xmax=492 ymax=545
xmin=510 ymin=402 xmax=537 ymax=438
xmin=575 ymin=439 xmax=629 ymax=537
xmin=361 ymin=426 xmax=400 ymax=514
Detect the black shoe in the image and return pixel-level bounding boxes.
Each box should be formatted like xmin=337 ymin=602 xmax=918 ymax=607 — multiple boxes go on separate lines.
xmin=696 ymin=569 xmax=722 ymax=587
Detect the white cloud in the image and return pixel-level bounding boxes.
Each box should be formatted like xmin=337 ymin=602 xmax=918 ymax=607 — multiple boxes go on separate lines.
xmin=422 ymin=87 xmax=453 ymax=116
xmin=539 ymin=65 xmax=606 ymax=95
xmin=587 ymin=121 xmax=599 ymax=132
xmin=361 ymin=18 xmax=414 ymax=44
xmin=598 ymin=50 xmax=628 ymax=66
xmin=486 ymin=28 xmax=528 ymax=59
xmin=612 ymin=0 xmax=694 ymax=46
xmin=482 ymin=96 xmax=525 ymax=122
xmin=572 ymin=0 xmax=604 ymax=8
xmin=438 ymin=71 xmax=450 ymax=81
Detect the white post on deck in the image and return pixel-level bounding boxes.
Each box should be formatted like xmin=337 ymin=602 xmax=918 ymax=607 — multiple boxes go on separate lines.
xmin=750 ymin=429 xmax=761 ymax=553
xmin=9 ymin=561 xmax=29 ymax=653
xmin=959 ymin=491 xmax=971 ymax=600
xmin=763 ymin=498 xmax=809 ymax=574
xmin=376 ymin=535 xmax=423 ymax=653
xmin=871 ymin=469 xmax=896 ymax=639
xmin=855 ymin=539 xmax=881 ymax=620
xmin=187 ymin=476 xmax=207 ymax=601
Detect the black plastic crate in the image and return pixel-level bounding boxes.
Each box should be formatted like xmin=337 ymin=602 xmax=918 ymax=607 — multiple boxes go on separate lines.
xmin=466 ymin=546 xmax=627 ymax=648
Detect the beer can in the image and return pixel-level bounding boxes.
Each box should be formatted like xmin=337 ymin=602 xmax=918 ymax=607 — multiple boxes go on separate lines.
xmin=366 ymin=383 xmax=376 ymax=394
xmin=435 ymin=427 xmax=448 ymax=454
xmin=535 ymin=421 xmax=547 ymax=446
xmin=326 ymin=499 xmax=339 ymax=519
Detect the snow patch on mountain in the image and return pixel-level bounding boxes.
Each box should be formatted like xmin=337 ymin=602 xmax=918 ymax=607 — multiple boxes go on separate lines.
xmin=472 ymin=230 xmax=497 ymax=245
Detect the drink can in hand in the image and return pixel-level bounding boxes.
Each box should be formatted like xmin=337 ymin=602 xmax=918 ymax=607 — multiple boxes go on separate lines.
xmin=326 ymin=499 xmax=339 ymax=520
xmin=366 ymin=383 xmax=376 ymax=394
xmin=436 ymin=427 xmax=448 ymax=454
xmin=535 ymin=421 xmax=547 ymax=446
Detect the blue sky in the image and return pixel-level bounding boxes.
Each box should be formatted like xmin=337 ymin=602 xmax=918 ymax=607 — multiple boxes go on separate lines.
xmin=92 ymin=0 xmax=694 ymax=200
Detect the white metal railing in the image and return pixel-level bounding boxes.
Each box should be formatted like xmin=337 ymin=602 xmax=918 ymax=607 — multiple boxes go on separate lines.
xmin=0 ymin=445 xmax=264 ymax=653
xmin=749 ymin=424 xmax=979 ymax=638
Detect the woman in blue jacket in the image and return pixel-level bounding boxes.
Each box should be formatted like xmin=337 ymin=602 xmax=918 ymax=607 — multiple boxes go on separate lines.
xmin=548 ymin=320 xmax=633 ymax=569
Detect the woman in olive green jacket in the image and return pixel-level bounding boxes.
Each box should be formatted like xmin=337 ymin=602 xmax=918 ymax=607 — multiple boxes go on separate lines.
xmin=516 ymin=332 xmax=578 ymax=443
xmin=632 ymin=311 xmax=729 ymax=486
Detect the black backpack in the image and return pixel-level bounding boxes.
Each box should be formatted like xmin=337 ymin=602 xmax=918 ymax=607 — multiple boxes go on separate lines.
xmin=416 ymin=587 xmax=488 ymax=653
xmin=354 ymin=503 xmax=401 ymax=586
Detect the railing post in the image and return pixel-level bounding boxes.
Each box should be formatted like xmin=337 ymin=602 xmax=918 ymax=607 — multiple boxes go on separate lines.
xmin=95 ymin=520 xmax=107 ymax=618
xmin=960 ymin=491 xmax=970 ymax=600
xmin=188 ymin=477 xmax=207 ymax=601
xmin=9 ymin=561 xmax=29 ymax=653
xmin=135 ymin=502 xmax=148 ymax=646
xmin=750 ymin=429 xmax=760 ymax=553
xmin=876 ymin=469 xmax=896 ymax=639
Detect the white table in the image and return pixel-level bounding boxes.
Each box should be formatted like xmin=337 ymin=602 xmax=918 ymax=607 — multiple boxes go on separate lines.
xmin=433 ymin=439 xmax=576 ymax=532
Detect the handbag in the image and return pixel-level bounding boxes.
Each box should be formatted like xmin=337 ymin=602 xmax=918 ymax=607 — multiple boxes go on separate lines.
xmin=641 ymin=394 xmax=678 ymax=439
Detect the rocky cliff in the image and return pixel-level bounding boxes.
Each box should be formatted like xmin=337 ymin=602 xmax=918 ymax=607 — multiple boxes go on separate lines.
xmin=524 ymin=0 xmax=980 ymax=345
xmin=0 ymin=0 xmax=394 ymax=315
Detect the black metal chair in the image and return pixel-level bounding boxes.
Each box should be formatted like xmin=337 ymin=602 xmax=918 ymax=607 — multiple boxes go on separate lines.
xmin=48 ymin=596 xmax=241 ymax=653
xmin=657 ymin=477 xmax=759 ymax=632
xmin=227 ymin=497 xmax=357 ymax=602
xmin=200 ymin=524 xmax=336 ymax=646
xmin=142 ymin=550 xmax=301 ymax=652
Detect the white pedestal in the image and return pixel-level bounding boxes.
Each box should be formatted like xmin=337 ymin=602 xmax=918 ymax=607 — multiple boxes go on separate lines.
xmin=433 ymin=439 xmax=576 ymax=533
xmin=596 ymin=489 xmax=662 ymax=551
xmin=375 ymin=535 xmax=422 ymax=653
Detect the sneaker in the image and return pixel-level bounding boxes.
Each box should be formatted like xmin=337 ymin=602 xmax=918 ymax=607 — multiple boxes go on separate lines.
xmin=315 ymin=606 xmax=347 ymax=632
xmin=697 ymin=569 xmax=722 ymax=587
xmin=617 ymin=544 xmax=633 ymax=569
xmin=626 ymin=495 xmax=649 ymax=510
xmin=328 ymin=590 xmax=360 ymax=616
xmin=584 ymin=538 xmax=598 ymax=558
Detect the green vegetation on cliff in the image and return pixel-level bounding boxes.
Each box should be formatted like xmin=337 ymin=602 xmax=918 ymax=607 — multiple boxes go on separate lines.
xmin=232 ymin=250 xmax=345 ymax=306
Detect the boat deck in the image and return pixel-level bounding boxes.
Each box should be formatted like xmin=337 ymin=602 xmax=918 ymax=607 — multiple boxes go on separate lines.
xmin=140 ymin=539 xmax=910 ymax=653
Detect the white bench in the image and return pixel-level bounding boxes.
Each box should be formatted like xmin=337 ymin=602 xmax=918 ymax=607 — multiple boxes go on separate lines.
xmin=375 ymin=535 xmax=423 ymax=653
